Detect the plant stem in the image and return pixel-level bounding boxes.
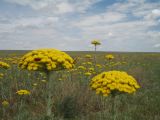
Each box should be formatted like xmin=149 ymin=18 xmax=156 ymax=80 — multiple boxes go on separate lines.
xmin=95 ymin=45 xmax=97 ymax=52
xmin=94 ymin=45 xmax=97 ymax=69
xmin=46 ymin=71 xmax=53 ymax=118
xmin=111 ymin=95 xmax=116 ymax=120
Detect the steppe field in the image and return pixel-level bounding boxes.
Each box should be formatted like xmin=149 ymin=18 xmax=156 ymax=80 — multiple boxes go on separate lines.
xmin=0 ymin=50 xmax=160 ymax=120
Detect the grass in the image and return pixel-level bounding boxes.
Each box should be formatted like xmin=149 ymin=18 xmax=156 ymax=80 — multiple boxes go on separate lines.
xmin=0 ymin=51 xmax=160 ymax=120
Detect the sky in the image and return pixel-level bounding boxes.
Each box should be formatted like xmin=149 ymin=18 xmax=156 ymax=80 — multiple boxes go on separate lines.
xmin=0 ymin=0 xmax=160 ymax=52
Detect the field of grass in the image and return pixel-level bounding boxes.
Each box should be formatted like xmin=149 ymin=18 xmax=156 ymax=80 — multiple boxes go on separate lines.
xmin=0 ymin=50 xmax=160 ymax=120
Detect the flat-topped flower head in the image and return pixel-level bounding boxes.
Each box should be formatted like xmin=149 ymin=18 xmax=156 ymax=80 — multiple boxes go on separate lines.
xmin=16 ymin=89 xmax=30 ymax=95
xmin=90 ymin=71 xmax=140 ymax=96
xmin=2 ymin=100 xmax=9 ymax=107
xmin=0 ymin=61 xmax=10 ymax=69
xmin=19 ymin=48 xmax=74 ymax=71
xmin=105 ymin=54 xmax=114 ymax=60
xmin=91 ymin=40 xmax=101 ymax=45
xmin=85 ymin=54 xmax=92 ymax=58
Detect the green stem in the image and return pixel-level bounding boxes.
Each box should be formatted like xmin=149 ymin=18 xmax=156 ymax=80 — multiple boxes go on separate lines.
xmin=46 ymin=71 xmax=53 ymax=118
xmin=94 ymin=45 xmax=97 ymax=69
xmin=111 ymin=95 xmax=116 ymax=120
xmin=95 ymin=45 xmax=97 ymax=52
xmin=18 ymin=97 xmax=23 ymax=120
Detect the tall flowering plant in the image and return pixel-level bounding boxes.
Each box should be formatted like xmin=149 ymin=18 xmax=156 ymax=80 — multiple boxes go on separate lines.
xmin=91 ymin=40 xmax=101 ymax=52
xmin=90 ymin=71 xmax=140 ymax=120
xmin=0 ymin=61 xmax=10 ymax=69
xmin=19 ymin=48 xmax=74 ymax=118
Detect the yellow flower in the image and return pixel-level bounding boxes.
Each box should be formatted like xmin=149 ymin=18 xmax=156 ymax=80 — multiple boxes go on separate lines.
xmin=85 ymin=54 xmax=92 ymax=58
xmin=89 ymin=67 xmax=94 ymax=72
xmin=105 ymin=54 xmax=114 ymax=60
xmin=91 ymin=40 xmax=101 ymax=45
xmin=41 ymin=80 xmax=47 ymax=83
xmin=78 ymin=66 xmax=86 ymax=70
xmin=85 ymin=72 xmax=92 ymax=76
xmin=96 ymin=64 xmax=102 ymax=68
xmin=90 ymin=71 xmax=140 ymax=96
xmin=16 ymin=90 xmax=30 ymax=95
xmin=2 ymin=100 xmax=9 ymax=107
xmin=58 ymin=78 xmax=63 ymax=81
xmin=33 ymin=83 xmax=38 ymax=86
xmin=0 ymin=61 xmax=10 ymax=69
xmin=0 ymin=73 xmax=4 ymax=78
xmin=86 ymin=62 xmax=92 ymax=65
xmin=19 ymin=48 xmax=74 ymax=71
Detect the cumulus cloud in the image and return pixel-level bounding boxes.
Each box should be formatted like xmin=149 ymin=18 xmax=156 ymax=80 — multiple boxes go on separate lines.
xmin=0 ymin=0 xmax=160 ymax=51
xmin=4 ymin=0 xmax=101 ymax=14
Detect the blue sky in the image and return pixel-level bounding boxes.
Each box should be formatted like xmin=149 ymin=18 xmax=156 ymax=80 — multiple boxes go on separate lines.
xmin=0 ymin=0 xmax=160 ymax=52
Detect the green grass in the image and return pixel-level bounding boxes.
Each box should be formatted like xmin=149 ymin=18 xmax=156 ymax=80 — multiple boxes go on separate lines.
xmin=0 ymin=51 xmax=160 ymax=120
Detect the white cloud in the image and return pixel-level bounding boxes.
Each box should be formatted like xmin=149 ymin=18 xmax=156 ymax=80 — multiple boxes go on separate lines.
xmin=154 ymin=44 xmax=160 ymax=48
xmin=56 ymin=2 xmax=74 ymax=14
xmin=4 ymin=0 xmax=101 ymax=14
xmin=73 ymin=11 xmax=126 ymax=27
xmin=0 ymin=0 xmax=160 ymax=51
xmin=16 ymin=16 xmax=59 ymax=27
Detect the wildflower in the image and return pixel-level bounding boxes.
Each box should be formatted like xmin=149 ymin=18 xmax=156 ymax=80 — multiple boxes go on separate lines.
xmin=58 ymin=78 xmax=63 ymax=80
xmin=85 ymin=72 xmax=92 ymax=76
xmin=16 ymin=90 xmax=30 ymax=95
xmin=105 ymin=54 xmax=114 ymax=60
xmin=91 ymin=40 xmax=101 ymax=45
xmin=0 ymin=73 xmax=4 ymax=78
xmin=0 ymin=61 xmax=10 ymax=69
xmin=85 ymin=54 xmax=92 ymax=58
xmin=91 ymin=40 xmax=101 ymax=51
xmin=96 ymin=64 xmax=102 ymax=68
xmin=41 ymin=80 xmax=47 ymax=83
xmin=90 ymin=71 xmax=140 ymax=96
xmin=19 ymin=48 xmax=74 ymax=71
xmin=2 ymin=100 xmax=9 ymax=107
xmin=86 ymin=62 xmax=92 ymax=65
xmin=33 ymin=83 xmax=38 ymax=86
xmin=78 ymin=66 xmax=86 ymax=70
xmin=89 ymin=67 xmax=94 ymax=72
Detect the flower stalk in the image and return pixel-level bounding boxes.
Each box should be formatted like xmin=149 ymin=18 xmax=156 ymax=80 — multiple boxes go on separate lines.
xmin=46 ymin=71 xmax=53 ymax=117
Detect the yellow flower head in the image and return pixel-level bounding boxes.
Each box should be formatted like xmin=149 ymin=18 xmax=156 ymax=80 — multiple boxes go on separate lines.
xmin=33 ymin=83 xmax=38 ymax=86
xmin=16 ymin=90 xmax=30 ymax=95
xmin=2 ymin=100 xmax=9 ymax=107
xmin=96 ymin=64 xmax=102 ymax=68
xmin=85 ymin=54 xmax=92 ymax=58
xmin=19 ymin=48 xmax=74 ymax=71
xmin=0 ymin=73 xmax=4 ymax=78
xmin=78 ymin=66 xmax=86 ymax=70
xmin=85 ymin=72 xmax=92 ymax=76
xmin=105 ymin=54 xmax=114 ymax=60
xmin=91 ymin=40 xmax=101 ymax=45
xmin=90 ymin=71 xmax=140 ymax=96
xmin=0 ymin=61 xmax=10 ymax=69
xmin=89 ymin=67 xmax=94 ymax=72
xmin=41 ymin=80 xmax=47 ymax=83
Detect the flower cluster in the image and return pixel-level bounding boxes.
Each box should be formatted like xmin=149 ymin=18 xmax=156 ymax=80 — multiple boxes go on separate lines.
xmin=19 ymin=49 xmax=74 ymax=71
xmin=91 ymin=40 xmax=101 ymax=45
xmin=2 ymin=100 xmax=9 ymax=107
xmin=105 ymin=54 xmax=114 ymax=60
xmin=0 ymin=61 xmax=10 ymax=69
xmin=90 ymin=71 xmax=140 ymax=96
xmin=85 ymin=72 xmax=92 ymax=76
xmin=0 ymin=73 xmax=4 ymax=79
xmin=78 ymin=66 xmax=86 ymax=70
xmin=16 ymin=90 xmax=30 ymax=95
xmin=85 ymin=54 xmax=92 ymax=58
